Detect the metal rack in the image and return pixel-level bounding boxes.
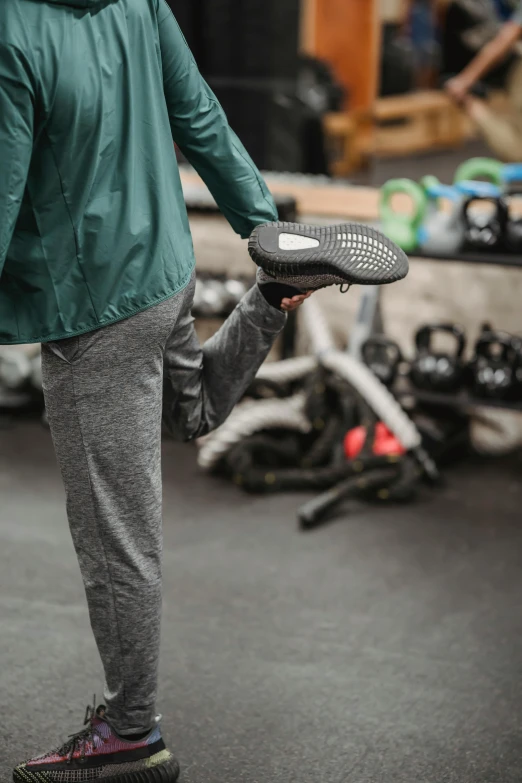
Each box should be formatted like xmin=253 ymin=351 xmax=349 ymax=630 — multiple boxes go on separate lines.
xmin=411 ymin=248 xmax=522 ymax=269
xmin=395 ymin=383 xmax=522 ymax=412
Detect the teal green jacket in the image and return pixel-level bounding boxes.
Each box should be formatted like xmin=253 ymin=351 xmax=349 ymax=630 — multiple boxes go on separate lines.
xmin=0 ymin=0 xmax=277 ymax=344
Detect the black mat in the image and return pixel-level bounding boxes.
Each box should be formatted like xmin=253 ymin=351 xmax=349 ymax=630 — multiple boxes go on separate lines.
xmin=2 ymin=421 xmax=522 ymax=782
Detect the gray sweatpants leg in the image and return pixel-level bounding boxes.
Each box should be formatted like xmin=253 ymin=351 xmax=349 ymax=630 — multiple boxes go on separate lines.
xmin=41 ymin=272 xmax=285 ymax=734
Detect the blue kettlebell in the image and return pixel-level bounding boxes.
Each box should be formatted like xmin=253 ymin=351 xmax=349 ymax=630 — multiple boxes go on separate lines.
xmin=417 ymin=176 xmax=465 ymax=256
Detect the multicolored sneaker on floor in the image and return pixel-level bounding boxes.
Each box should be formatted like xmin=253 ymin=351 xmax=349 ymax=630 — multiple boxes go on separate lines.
xmin=249 ymin=221 xmax=409 ymax=289
xmin=13 ymin=700 xmax=180 ymax=783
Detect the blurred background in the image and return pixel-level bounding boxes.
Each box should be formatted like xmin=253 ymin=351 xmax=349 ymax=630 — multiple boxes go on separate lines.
xmin=3 ymin=2 xmax=522 ymax=782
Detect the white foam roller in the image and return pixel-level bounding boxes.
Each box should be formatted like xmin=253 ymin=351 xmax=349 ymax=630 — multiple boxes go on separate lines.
xmin=255 ymin=356 xmax=317 ymax=385
xmin=197 ymin=393 xmax=311 ymax=471
xmin=322 ymin=352 xmax=422 ymax=450
xmin=299 ymin=296 xmax=336 ymax=356
xmin=470 ymin=408 xmax=522 ymax=455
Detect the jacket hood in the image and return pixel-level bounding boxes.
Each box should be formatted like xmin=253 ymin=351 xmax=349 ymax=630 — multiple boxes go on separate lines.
xmin=38 ymin=0 xmax=111 ymax=7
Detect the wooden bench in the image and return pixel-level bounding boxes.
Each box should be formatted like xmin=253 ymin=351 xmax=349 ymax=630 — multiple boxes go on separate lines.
xmin=324 ymin=90 xmax=473 ymax=176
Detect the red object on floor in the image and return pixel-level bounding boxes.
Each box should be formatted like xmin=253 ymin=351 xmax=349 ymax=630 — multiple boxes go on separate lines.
xmin=344 ymin=423 xmax=406 ymax=460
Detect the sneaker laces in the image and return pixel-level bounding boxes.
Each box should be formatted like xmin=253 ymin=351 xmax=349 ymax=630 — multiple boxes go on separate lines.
xmin=57 ymin=696 xmax=106 ymax=764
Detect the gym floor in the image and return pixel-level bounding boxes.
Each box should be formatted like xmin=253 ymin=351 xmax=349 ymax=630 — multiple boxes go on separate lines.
xmin=2 ymin=420 xmax=522 ymax=782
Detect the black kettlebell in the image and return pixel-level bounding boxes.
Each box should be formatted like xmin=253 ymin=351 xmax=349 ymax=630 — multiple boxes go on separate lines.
xmin=469 ymin=330 xmax=519 ymax=400
xmin=462 ymin=192 xmax=508 ymax=252
xmin=504 ymin=191 xmax=522 ymax=253
xmin=410 ymin=323 xmax=466 ymax=393
xmin=361 ymin=336 xmax=402 ymax=387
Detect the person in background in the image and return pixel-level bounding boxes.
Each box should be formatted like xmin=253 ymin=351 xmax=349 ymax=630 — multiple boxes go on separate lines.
xmin=445 ymin=2 xmax=522 ymax=161
xmin=409 ymin=0 xmax=439 ymax=88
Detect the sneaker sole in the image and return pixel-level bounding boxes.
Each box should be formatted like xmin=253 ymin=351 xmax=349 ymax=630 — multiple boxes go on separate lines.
xmin=13 ymin=756 xmax=180 ymax=783
xmin=248 ymin=222 xmax=409 ymax=286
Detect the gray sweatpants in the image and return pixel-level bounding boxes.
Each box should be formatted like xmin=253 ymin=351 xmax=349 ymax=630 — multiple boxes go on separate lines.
xmin=41 ymin=272 xmax=285 ymax=734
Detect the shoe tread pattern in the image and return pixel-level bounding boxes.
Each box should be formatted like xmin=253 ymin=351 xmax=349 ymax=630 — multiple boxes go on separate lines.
xmin=13 ymin=758 xmax=180 ymax=783
xmin=248 ymin=222 xmax=409 ymax=285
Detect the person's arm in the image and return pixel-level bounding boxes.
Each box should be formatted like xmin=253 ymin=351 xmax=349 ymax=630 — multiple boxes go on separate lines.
xmin=446 ymin=19 xmax=522 ymax=101
xmin=157 ymin=0 xmax=278 ymax=238
xmin=0 ymin=43 xmax=34 ymax=277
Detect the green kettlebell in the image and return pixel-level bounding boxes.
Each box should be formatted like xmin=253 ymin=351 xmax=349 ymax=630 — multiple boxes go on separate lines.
xmin=420 ymin=175 xmax=441 ymax=192
xmin=380 ymin=179 xmax=427 ymax=253
xmin=454 ymin=157 xmax=504 ymax=187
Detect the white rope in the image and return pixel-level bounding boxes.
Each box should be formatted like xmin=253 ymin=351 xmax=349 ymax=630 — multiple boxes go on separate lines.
xmin=470 ymin=407 xmax=522 ymax=455
xmin=197 ymin=393 xmax=311 ymax=470
xmin=300 ymin=297 xmax=422 ymax=450
xmin=198 ymin=294 xmax=423 ymax=472
xmin=255 ymin=355 xmax=317 ymax=384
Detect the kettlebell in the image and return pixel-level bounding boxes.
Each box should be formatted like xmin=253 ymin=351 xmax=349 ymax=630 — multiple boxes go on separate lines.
xmin=379 ymin=179 xmax=427 ymax=253
xmin=417 ymin=179 xmax=465 ymax=256
xmin=458 ymin=181 xmax=508 ymax=252
xmin=504 ymin=189 xmax=522 ymax=253
xmin=454 ymin=157 xmax=504 ymax=187
xmin=501 ymin=163 xmax=522 ymax=193
xmin=410 ymin=323 xmax=467 ymax=393
xmin=469 ymin=330 xmax=519 ymax=400
xmin=361 ymin=336 xmax=403 ymax=387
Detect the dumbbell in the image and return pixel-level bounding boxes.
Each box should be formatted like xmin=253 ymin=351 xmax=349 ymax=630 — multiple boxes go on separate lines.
xmin=194 ymin=276 xmax=252 ymax=317
xmin=0 ymin=350 xmax=32 ymax=390
xmin=222 ymin=278 xmax=249 ymax=314
xmin=197 ymin=278 xmax=229 ymax=317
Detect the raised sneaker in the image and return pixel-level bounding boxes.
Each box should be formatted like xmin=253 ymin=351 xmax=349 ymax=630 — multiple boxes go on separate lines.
xmin=249 ymin=221 xmax=409 ymax=290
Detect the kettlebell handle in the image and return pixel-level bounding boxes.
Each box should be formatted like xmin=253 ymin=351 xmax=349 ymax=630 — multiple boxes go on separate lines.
xmin=502 ymin=163 xmax=522 ymax=185
xmin=415 ymin=323 xmax=466 ymax=358
xmin=461 ymin=194 xmax=508 ymax=229
xmin=456 ymin=181 xmax=502 ymax=199
xmin=475 ymin=332 xmax=519 ymax=360
xmin=361 ymin=336 xmax=402 ymax=363
xmin=454 ymin=157 xmax=504 ymax=186
xmin=380 ymin=178 xmax=427 ymax=229
xmin=425 ymin=183 xmax=461 ymax=203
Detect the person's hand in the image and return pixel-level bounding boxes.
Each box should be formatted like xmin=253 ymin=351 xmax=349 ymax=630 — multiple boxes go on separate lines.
xmin=280 ymin=290 xmax=313 ymax=312
xmin=445 ymin=74 xmax=473 ymax=104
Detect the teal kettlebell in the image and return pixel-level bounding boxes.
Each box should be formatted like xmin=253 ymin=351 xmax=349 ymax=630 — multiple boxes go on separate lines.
xmin=454 ymin=157 xmax=504 ymax=187
xmin=380 ymin=179 xmax=427 ymax=253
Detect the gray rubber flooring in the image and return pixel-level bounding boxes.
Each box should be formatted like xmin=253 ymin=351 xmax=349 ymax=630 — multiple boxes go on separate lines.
xmin=2 ymin=420 xmax=522 ymax=783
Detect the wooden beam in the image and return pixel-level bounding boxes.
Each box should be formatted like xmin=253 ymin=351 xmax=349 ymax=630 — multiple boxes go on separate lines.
xmin=300 ymin=0 xmax=316 ymax=53
xmin=306 ymin=0 xmax=380 ymax=111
